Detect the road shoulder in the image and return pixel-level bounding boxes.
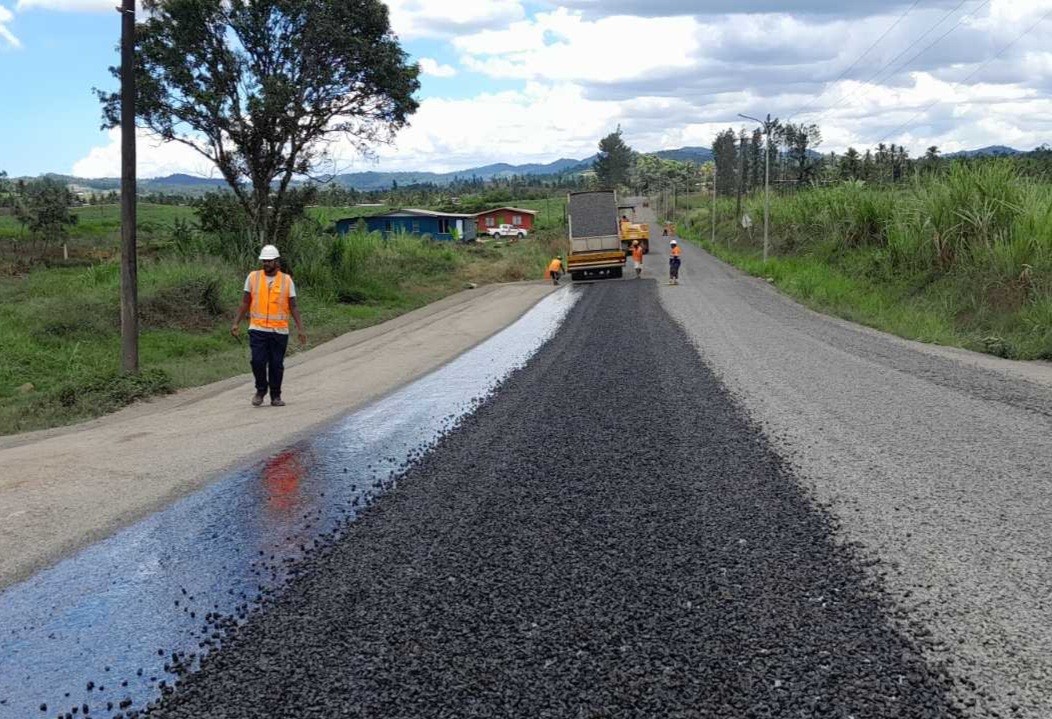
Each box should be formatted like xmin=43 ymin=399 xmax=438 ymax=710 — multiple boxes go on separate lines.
xmin=0 ymin=282 xmax=555 ymax=591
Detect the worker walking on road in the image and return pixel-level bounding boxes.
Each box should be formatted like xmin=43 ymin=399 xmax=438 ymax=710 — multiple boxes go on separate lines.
xmin=547 ymin=255 xmax=565 ymax=286
xmin=669 ymin=239 xmax=682 ymax=285
xmin=230 ymin=245 xmax=307 ymax=407
xmin=631 ymin=240 xmax=644 ymax=279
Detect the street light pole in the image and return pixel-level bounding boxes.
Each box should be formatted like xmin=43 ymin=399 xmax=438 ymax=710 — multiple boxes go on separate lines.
xmin=739 ymin=113 xmax=772 ymax=263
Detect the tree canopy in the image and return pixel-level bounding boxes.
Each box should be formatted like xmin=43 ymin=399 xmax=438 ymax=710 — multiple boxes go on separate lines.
xmin=593 ymin=126 xmax=634 ymax=188
xmin=97 ymin=0 xmax=420 ymax=247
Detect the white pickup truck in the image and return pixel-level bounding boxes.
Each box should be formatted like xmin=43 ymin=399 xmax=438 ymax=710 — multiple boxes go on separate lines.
xmin=487 ymin=224 xmax=528 ymax=239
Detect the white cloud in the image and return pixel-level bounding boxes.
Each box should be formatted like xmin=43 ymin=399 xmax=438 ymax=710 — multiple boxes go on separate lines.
xmin=385 ymin=0 xmax=525 ymax=40
xmin=455 ymin=8 xmax=701 ymax=84
xmin=63 ymin=0 xmax=1052 ymax=178
xmin=15 ymin=0 xmax=111 ymax=10
xmin=72 ymin=127 xmax=219 ymax=178
xmin=0 ymin=4 xmax=21 ymax=48
xmin=418 ymin=57 xmax=457 ymax=78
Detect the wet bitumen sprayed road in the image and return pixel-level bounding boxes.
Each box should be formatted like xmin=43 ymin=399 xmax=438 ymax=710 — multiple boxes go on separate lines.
xmin=142 ymin=280 xmax=959 ymax=719
xmin=0 ymin=291 xmax=578 ymax=719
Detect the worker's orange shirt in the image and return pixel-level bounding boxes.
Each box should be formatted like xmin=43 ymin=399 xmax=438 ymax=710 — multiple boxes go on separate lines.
xmin=547 ymin=259 xmax=563 ymax=273
xmin=631 ymin=247 xmax=644 ymax=262
xmin=671 ymin=246 xmax=682 ymax=258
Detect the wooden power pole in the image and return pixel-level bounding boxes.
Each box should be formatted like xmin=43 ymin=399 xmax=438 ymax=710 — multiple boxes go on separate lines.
xmin=119 ymin=0 xmax=138 ymax=373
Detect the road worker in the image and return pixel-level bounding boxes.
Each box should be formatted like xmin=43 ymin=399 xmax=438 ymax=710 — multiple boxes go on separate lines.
xmin=669 ymin=239 xmax=682 ymax=285
xmin=230 ymin=245 xmax=307 ymax=407
xmin=547 ymin=255 xmax=565 ymax=286
xmin=631 ymin=240 xmax=644 ymax=279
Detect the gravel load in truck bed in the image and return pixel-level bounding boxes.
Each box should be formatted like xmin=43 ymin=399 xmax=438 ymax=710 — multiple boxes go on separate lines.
xmin=147 ymin=280 xmax=960 ymax=719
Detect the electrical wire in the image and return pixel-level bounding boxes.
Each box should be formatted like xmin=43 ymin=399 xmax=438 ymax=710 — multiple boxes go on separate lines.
xmin=787 ymin=0 xmax=922 ymax=120
xmin=876 ymin=7 xmax=1052 ymax=145
xmin=796 ymin=0 xmax=978 ymax=122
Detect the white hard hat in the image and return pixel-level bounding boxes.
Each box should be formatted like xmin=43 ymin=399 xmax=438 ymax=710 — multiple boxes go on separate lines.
xmin=259 ymin=245 xmax=280 ymax=260
xmin=670 ymin=239 xmax=678 ymax=246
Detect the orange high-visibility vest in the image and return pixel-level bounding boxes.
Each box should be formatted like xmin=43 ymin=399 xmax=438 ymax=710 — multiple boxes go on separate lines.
xmin=631 ymin=246 xmax=644 ymax=262
xmin=249 ymin=270 xmax=290 ymax=331
xmin=547 ymin=258 xmax=563 ymax=273
xmin=671 ymin=246 xmax=682 ymax=258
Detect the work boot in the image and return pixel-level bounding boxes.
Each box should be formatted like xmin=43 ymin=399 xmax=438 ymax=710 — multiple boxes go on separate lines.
xmin=271 ymin=397 xmax=286 ymax=407
xmin=252 ymin=392 xmax=265 ymax=407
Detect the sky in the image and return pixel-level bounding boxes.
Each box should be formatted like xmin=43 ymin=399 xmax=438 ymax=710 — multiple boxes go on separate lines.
xmin=1 ymin=0 xmax=1052 ymax=179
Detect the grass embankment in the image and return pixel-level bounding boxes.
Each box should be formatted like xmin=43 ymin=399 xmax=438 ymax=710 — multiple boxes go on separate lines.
xmin=678 ymin=162 xmax=1052 ymax=361
xmin=0 ymin=217 xmax=566 ymax=435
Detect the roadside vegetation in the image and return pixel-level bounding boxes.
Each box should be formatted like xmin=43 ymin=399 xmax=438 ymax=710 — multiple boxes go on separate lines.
xmin=0 ymin=198 xmax=566 ymax=436
xmin=677 ymin=160 xmax=1052 ymax=361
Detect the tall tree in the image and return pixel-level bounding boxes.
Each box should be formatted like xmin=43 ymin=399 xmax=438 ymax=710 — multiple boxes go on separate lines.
xmin=712 ymin=128 xmax=739 ymax=196
xmin=97 ymin=0 xmax=420 ymax=247
xmin=783 ymin=123 xmax=821 ymax=184
xmin=839 ymin=147 xmax=862 ymax=180
xmin=593 ymin=126 xmax=633 ymax=188
xmin=749 ymin=130 xmax=763 ymax=190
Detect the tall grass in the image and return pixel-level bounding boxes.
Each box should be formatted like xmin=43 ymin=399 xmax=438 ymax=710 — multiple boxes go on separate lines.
xmin=686 ymin=161 xmax=1052 ymax=359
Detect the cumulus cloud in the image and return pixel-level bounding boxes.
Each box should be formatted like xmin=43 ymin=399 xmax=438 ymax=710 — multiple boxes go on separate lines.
xmin=66 ymin=0 xmax=1052 ymax=177
xmin=72 ymin=128 xmax=220 ymax=178
xmin=385 ymin=0 xmax=525 ymax=40
xmin=16 ymin=0 xmax=112 ymax=10
xmin=456 ymin=8 xmax=700 ymax=84
xmin=0 ymin=4 xmax=21 ymax=48
xmin=418 ymin=57 xmax=457 ymax=78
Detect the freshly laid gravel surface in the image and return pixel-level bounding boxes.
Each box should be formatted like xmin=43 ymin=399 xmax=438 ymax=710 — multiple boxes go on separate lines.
xmin=654 ymin=231 xmax=1052 ymax=718
xmin=149 ymin=282 xmax=959 ymax=718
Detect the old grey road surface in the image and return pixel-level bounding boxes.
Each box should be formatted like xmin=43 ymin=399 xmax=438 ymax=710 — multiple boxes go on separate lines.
xmin=651 ymin=222 xmax=1052 ymax=718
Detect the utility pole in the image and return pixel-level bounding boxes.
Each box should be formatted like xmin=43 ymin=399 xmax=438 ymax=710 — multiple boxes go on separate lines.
xmin=735 ymin=129 xmax=747 ymax=224
xmin=739 ymin=113 xmax=773 ymax=263
xmin=119 ymin=0 xmax=138 ymax=373
xmin=710 ymin=167 xmax=717 ymax=246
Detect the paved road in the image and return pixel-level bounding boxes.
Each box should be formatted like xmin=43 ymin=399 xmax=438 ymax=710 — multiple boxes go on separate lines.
xmin=150 ymin=281 xmax=961 ymax=719
xmin=644 ymin=208 xmax=1052 ymax=718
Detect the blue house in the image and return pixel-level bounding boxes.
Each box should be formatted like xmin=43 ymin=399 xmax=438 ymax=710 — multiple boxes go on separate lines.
xmin=335 ymin=209 xmax=477 ymax=242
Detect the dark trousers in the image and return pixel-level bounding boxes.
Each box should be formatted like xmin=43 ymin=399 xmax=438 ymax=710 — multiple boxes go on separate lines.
xmin=669 ymin=258 xmax=681 ymax=279
xmin=249 ymin=330 xmax=289 ymax=398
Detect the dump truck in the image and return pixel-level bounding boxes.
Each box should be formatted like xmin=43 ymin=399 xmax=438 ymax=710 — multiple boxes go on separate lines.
xmin=617 ymin=204 xmax=650 ymax=254
xmin=567 ymin=190 xmax=626 ymax=281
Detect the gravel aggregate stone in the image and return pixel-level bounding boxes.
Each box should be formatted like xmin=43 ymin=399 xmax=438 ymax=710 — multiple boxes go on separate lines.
xmin=149 ymin=281 xmax=959 ymax=718
xmin=654 ymin=232 xmax=1052 ymax=718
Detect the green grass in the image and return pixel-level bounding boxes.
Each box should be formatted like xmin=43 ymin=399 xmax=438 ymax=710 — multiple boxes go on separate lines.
xmin=679 ymin=162 xmax=1052 ymax=361
xmin=0 ymin=219 xmax=568 ymax=436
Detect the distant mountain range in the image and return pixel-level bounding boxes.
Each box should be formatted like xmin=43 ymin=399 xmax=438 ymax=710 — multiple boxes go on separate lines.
xmin=18 ymin=145 xmax=1023 ymax=194
xmin=942 ymin=145 xmax=1021 ymax=159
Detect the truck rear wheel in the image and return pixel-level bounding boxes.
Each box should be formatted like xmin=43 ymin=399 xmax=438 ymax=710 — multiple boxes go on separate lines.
xmin=611 ymin=267 xmax=623 ymax=279
xmin=571 ymin=271 xmax=585 ymax=282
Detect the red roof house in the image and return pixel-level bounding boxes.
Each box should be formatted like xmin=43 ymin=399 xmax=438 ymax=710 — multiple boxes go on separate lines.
xmin=474 ymin=207 xmax=538 ymax=234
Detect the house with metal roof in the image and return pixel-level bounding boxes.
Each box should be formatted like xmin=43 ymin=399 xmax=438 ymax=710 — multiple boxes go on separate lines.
xmin=473 ymin=206 xmax=538 ymax=234
xmin=335 ymin=209 xmax=477 ymax=242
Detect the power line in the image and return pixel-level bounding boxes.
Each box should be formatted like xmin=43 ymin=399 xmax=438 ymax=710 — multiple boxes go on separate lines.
xmin=876 ymin=7 xmax=1052 ymax=145
xmin=787 ymin=0 xmax=922 ymax=120
xmin=797 ymin=0 xmax=978 ymax=123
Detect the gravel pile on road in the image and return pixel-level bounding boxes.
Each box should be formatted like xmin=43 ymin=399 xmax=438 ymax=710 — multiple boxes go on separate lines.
xmin=148 ymin=281 xmax=960 ymax=719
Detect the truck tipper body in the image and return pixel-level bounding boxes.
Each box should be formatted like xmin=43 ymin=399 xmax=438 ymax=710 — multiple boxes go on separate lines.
xmin=567 ymin=190 xmax=626 ymax=281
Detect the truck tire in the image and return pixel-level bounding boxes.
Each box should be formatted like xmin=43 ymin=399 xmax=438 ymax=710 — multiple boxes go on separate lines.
xmin=517 ymin=232 xmax=525 ymax=239
xmin=611 ymin=267 xmax=623 ymax=279
xmin=571 ymin=271 xmax=585 ymax=282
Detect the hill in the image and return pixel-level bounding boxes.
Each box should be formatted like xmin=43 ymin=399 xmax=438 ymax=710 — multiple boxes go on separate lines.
xmin=14 ymin=145 xmax=1030 ymax=194
xmin=943 ymin=145 xmax=1022 ymax=159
